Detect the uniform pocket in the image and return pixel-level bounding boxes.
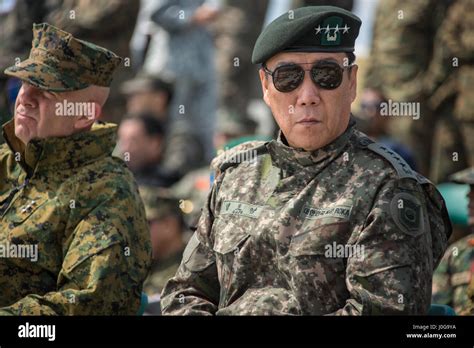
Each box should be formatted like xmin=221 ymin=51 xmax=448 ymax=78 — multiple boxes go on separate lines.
xmin=211 ymin=215 xmax=252 ymax=307
xmin=287 ymin=220 xmax=351 ymax=313
xmin=8 ymin=196 xmax=49 ymax=225
xmin=182 ymin=232 xmax=215 ymax=272
xmin=7 ymin=196 xmax=54 ymax=246
xmin=290 ymin=220 xmax=350 ymax=258
xmin=62 ymin=223 xmax=122 ymax=274
xmin=212 ymin=215 xmax=252 ymax=255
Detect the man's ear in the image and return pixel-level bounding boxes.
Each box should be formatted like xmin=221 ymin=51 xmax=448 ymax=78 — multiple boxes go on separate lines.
xmin=259 ymin=68 xmax=271 ymax=107
xmin=74 ymin=102 xmax=101 ymax=130
xmin=349 ymin=65 xmax=358 ymax=103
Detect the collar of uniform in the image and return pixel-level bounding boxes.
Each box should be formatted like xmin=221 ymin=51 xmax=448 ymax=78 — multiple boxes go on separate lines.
xmin=2 ymin=120 xmax=118 ymax=173
xmin=267 ymin=117 xmax=355 ymax=169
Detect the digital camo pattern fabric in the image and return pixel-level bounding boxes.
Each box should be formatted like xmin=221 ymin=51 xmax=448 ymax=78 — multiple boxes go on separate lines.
xmin=161 ymin=121 xmax=451 ymax=315
xmin=4 ymin=23 xmax=122 ymax=92
xmin=0 ymin=120 xmax=151 ymax=315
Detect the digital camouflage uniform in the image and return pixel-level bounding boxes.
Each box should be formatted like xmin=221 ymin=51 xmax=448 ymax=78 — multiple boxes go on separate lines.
xmin=161 ymin=5 xmax=451 ymax=316
xmin=0 ymin=23 xmax=152 ymax=315
xmin=432 ymin=167 xmax=474 ymax=315
xmin=161 ymin=120 xmax=451 ymax=315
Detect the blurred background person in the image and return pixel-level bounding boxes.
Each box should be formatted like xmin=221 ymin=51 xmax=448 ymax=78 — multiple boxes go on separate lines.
xmin=121 ymin=73 xmax=174 ymax=122
xmin=118 ymin=114 xmax=178 ymax=187
xmin=138 ymin=0 xmax=221 ymax=179
xmin=139 ymin=186 xmax=186 ymax=315
xmin=120 ymin=72 xmax=205 ymax=182
xmin=213 ymin=0 xmax=268 ymax=128
xmin=433 ymin=167 xmax=474 ymax=315
xmin=355 ymin=87 xmax=418 ymax=171
xmin=171 ymin=107 xmax=269 ymax=228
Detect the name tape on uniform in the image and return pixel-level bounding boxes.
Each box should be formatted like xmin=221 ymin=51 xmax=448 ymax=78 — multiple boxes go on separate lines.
xmin=300 ymin=204 xmax=352 ymax=220
xmin=220 ymin=201 xmax=265 ymax=219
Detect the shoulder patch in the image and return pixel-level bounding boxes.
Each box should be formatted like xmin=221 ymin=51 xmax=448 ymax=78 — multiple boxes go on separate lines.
xmin=389 ymin=192 xmax=425 ymax=237
xmin=367 ymin=142 xmax=417 ymax=180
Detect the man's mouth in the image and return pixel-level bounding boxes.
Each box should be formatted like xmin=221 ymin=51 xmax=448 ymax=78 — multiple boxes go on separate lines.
xmin=296 ymin=118 xmax=321 ymax=125
xmin=16 ymin=109 xmax=36 ymax=121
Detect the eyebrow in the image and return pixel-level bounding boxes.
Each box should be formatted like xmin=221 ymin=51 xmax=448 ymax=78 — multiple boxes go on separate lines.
xmin=274 ymin=58 xmax=340 ymax=68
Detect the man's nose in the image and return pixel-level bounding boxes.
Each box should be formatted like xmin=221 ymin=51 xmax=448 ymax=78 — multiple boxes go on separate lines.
xmin=17 ymin=84 xmax=37 ymax=108
xmin=296 ymin=72 xmax=321 ymax=106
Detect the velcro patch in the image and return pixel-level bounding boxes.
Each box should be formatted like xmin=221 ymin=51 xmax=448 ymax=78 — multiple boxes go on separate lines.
xmin=390 ymin=192 xmax=424 ymax=236
xmin=220 ymin=201 xmax=265 ymax=219
xmin=300 ymin=204 xmax=352 ymax=220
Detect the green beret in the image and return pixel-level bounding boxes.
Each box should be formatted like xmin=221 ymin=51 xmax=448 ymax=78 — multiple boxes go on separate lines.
xmin=252 ymin=6 xmax=361 ymax=64
xmin=450 ymin=167 xmax=474 ymax=185
xmin=4 ymin=23 xmax=122 ymax=92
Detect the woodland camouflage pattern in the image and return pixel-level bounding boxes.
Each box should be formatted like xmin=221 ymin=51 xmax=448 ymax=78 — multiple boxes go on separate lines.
xmin=161 ymin=120 xmax=451 ymax=315
xmin=4 ymin=23 xmax=122 ymax=92
xmin=432 ymin=234 xmax=474 ymax=315
xmin=0 ymin=120 xmax=151 ymax=315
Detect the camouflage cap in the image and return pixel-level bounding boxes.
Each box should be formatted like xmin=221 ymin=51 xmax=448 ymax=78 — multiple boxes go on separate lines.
xmin=252 ymin=6 xmax=361 ymax=64
xmin=450 ymin=167 xmax=474 ymax=185
xmin=4 ymin=23 xmax=122 ymax=92
xmin=139 ymin=186 xmax=182 ymax=222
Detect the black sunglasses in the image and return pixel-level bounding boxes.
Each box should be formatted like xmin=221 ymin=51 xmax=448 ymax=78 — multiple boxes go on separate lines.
xmin=262 ymin=61 xmax=352 ymax=93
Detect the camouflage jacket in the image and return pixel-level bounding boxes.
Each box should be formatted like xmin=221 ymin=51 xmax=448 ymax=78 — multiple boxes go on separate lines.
xmin=432 ymin=233 xmax=474 ymax=315
xmin=161 ymin=122 xmax=451 ymax=315
xmin=0 ymin=120 xmax=151 ymax=315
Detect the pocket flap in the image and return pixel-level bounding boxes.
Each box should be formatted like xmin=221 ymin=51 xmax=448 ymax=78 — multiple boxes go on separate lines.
xmin=212 ymin=215 xmax=251 ymax=254
xmin=62 ymin=223 xmax=122 ymax=274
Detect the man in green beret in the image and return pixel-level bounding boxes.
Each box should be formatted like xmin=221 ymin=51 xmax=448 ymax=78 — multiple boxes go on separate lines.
xmin=432 ymin=167 xmax=474 ymax=315
xmin=0 ymin=23 xmax=152 ymax=315
xmin=162 ymin=6 xmax=451 ymax=315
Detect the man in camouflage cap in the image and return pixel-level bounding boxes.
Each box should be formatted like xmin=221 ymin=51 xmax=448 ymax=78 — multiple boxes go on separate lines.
xmin=161 ymin=6 xmax=451 ymax=315
xmin=432 ymin=167 xmax=474 ymax=315
xmin=0 ymin=23 xmax=151 ymax=315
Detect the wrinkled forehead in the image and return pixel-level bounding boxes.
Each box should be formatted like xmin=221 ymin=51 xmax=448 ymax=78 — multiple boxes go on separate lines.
xmin=265 ymin=51 xmax=347 ymax=68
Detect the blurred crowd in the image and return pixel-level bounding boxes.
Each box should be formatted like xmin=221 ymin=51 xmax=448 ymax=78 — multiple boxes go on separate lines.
xmin=1 ymin=0 xmax=473 ymax=315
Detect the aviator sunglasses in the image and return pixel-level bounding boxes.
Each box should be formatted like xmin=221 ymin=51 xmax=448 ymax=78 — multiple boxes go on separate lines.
xmin=262 ymin=61 xmax=353 ymax=92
